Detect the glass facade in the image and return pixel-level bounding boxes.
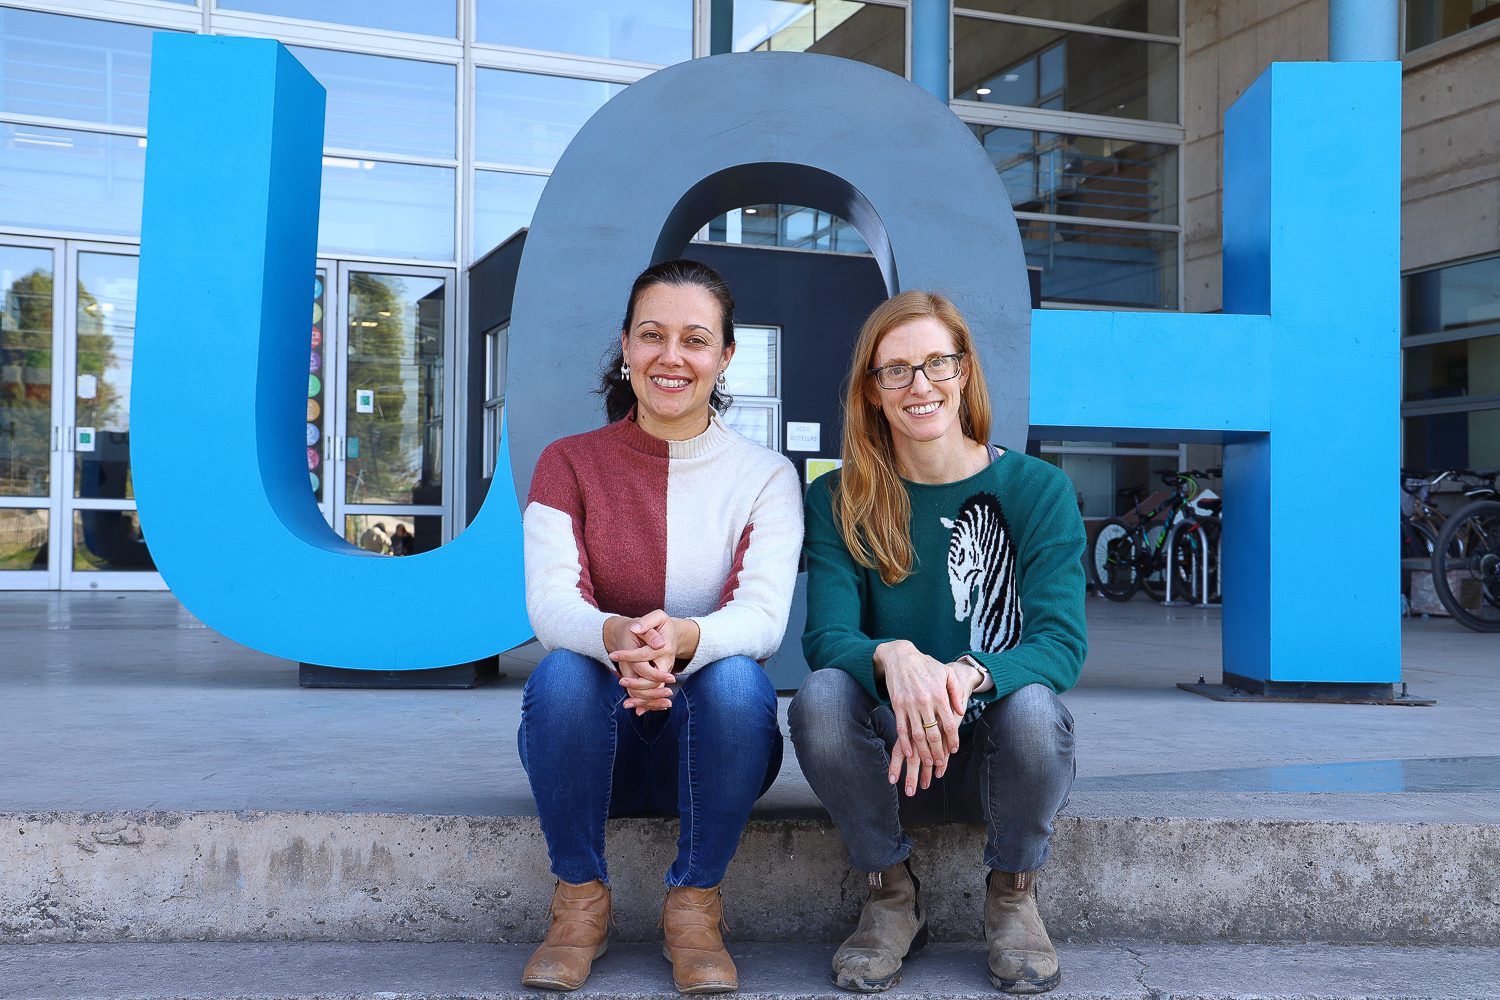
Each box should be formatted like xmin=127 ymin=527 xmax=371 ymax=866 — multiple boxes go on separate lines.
xmin=1402 ymin=255 xmax=1500 ymax=472
xmin=1404 ymin=0 xmax=1500 ymax=51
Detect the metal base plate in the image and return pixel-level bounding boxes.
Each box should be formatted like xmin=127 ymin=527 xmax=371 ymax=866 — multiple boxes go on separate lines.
xmin=299 ymin=657 xmax=503 ymax=690
xmin=1177 ymin=681 xmax=1435 ymax=706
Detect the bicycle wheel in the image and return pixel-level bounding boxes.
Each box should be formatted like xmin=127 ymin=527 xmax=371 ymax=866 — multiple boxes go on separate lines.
xmin=1432 ymin=500 xmax=1500 ymax=632
xmin=1088 ymin=518 xmax=1140 ymax=601
xmin=1171 ymin=517 xmax=1221 ymax=604
xmin=1400 ymin=518 xmax=1436 ymax=560
xmin=1140 ymin=522 xmax=1169 ymax=601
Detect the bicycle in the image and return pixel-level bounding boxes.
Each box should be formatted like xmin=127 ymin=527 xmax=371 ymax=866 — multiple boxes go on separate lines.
xmin=1088 ymin=468 xmax=1217 ymax=602
xmin=1431 ymin=470 xmax=1500 ymax=632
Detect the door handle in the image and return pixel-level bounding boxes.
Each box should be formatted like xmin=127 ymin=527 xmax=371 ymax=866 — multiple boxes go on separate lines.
xmin=52 ymin=425 xmax=60 ymax=453
xmin=337 ymin=436 xmax=345 ymax=461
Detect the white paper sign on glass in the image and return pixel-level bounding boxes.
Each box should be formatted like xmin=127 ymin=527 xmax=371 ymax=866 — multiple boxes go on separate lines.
xmin=786 ymin=421 xmax=820 ymax=451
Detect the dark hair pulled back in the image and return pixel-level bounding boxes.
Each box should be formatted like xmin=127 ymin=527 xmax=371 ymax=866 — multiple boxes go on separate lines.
xmin=599 ymin=258 xmax=736 ymax=422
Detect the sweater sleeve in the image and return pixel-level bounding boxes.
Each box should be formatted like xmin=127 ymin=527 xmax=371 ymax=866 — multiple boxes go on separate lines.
xmin=965 ymin=473 xmax=1087 ymax=700
xmin=681 ymin=456 xmax=804 ymax=674
xmin=523 ymin=445 xmax=613 ymax=665
xmin=800 ymin=475 xmax=889 ymax=703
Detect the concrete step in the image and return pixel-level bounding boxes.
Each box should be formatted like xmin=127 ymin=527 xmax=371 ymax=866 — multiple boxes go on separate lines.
xmin=5 ymin=810 xmax=1498 ymax=947
xmin=2 ymin=941 xmax=1498 ymax=999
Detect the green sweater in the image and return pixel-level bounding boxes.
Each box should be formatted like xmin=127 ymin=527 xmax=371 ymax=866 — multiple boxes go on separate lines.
xmin=802 ymin=450 xmax=1087 ymax=724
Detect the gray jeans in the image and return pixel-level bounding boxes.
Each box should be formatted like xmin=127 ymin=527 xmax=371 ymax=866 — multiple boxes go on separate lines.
xmin=788 ymin=668 xmax=1075 ymax=874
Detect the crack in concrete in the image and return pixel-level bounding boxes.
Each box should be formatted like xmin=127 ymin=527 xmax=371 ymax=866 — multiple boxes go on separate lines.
xmin=1123 ymin=945 xmax=1160 ymax=999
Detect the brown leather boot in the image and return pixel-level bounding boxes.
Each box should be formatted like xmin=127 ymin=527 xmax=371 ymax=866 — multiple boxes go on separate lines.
xmin=985 ymin=870 xmax=1060 ymax=994
xmin=660 ymin=884 xmax=738 ymax=994
xmin=830 ymin=859 xmax=928 ymax=993
xmin=520 ymin=879 xmax=611 ymax=991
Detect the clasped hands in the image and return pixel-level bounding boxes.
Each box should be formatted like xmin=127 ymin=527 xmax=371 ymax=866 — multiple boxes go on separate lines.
xmin=603 ymin=611 xmax=701 ymax=715
xmin=874 ymin=639 xmax=987 ymax=798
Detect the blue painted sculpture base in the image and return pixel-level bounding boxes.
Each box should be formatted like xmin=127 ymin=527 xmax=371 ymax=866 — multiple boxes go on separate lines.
xmin=1179 ymin=677 xmax=1434 ymax=706
xmin=298 ymin=658 xmax=502 ymax=690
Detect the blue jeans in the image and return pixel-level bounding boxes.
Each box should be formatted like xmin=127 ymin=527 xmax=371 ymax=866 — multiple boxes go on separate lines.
xmin=788 ymin=669 xmax=1074 ymax=874
xmin=518 ymin=648 xmax=782 ymax=888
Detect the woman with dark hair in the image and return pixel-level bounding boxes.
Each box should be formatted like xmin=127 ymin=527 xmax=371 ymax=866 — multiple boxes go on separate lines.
xmin=789 ymin=291 xmax=1085 ymax=995
xmin=518 ymin=259 xmax=803 ymax=995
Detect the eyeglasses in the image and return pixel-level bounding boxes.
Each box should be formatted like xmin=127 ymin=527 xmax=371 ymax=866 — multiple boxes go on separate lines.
xmin=867 ymin=352 xmax=965 ymax=390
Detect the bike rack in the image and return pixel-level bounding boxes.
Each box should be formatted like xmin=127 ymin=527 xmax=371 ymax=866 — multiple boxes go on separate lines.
xmin=1163 ymin=520 xmax=1222 ymax=609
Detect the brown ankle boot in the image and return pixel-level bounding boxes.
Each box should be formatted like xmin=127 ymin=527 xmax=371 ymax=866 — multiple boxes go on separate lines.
xmin=985 ymin=870 xmax=1059 ymax=994
xmin=521 ymin=879 xmax=611 ymax=991
xmin=830 ymin=859 xmax=928 ymax=993
xmin=660 ymin=884 xmax=738 ymax=994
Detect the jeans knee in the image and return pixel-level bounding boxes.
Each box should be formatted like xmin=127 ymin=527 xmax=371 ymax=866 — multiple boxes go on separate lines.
xmin=684 ymin=656 xmax=777 ymax=732
xmin=523 ymin=649 xmax=618 ymax=718
xmin=981 ymin=684 xmax=1074 ymax=759
xmin=789 ymin=669 xmax=865 ymax=757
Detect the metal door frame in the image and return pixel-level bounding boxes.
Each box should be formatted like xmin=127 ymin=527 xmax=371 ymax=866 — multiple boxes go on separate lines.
xmin=0 ymin=235 xmax=64 ymax=590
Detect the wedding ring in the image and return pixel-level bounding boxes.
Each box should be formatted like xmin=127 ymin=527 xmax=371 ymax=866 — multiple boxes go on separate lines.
xmin=922 ymin=719 xmax=940 ymax=729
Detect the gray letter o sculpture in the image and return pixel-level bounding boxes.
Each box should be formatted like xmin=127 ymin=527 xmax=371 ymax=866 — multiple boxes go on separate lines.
xmin=506 ymin=52 xmax=1029 ymax=503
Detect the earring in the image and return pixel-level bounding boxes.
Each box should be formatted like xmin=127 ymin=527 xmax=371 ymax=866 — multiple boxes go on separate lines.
xmin=619 ymin=360 xmax=631 ymax=379
xmin=716 ymin=370 xmax=727 ymax=389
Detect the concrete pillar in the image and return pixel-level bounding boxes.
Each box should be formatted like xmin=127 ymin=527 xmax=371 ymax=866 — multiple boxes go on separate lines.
xmin=1329 ymin=0 xmax=1399 ymax=60
xmin=911 ymin=0 xmax=949 ymax=102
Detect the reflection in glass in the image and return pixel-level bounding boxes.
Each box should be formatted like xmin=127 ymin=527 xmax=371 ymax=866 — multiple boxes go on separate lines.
xmin=707 ymin=205 xmax=869 ymax=253
xmin=1 ymin=247 xmax=54 ymax=498
xmin=1405 ymin=0 xmax=1500 ymax=51
xmin=955 ymin=17 xmax=1178 ymax=123
xmin=1018 ymin=218 xmax=1176 ymax=308
xmin=473 ymin=170 xmax=547 ymax=257
xmin=0 ymin=508 xmax=48 ymax=571
xmin=308 ymin=271 xmax=327 ymax=503
xmin=74 ymin=253 xmax=139 ymax=500
xmin=218 ymin=0 xmax=455 ymax=37
xmin=968 ymin=124 xmax=1178 ymax=225
xmin=345 ymin=273 xmax=445 ymax=506
xmin=1404 ymin=335 xmax=1500 ymax=405
xmin=0 ymin=9 xmax=162 ymax=128
xmin=734 ymin=0 xmax=906 ymax=76
xmin=73 ymin=509 xmax=155 ymax=571
xmin=722 ymin=403 xmax=776 ymax=450
xmin=1403 ymin=409 xmax=1500 ymax=473
xmin=476 ymin=0 xmax=692 ymax=64
xmin=1405 ymin=256 xmax=1500 ymax=336
xmin=474 ymin=70 xmax=623 ymax=170
xmin=956 ymin=0 xmax=1179 ymax=37
xmin=319 ymin=159 xmax=455 ymax=261
xmin=726 ymin=326 xmax=778 ymax=397
xmin=288 ymin=47 xmax=456 ymax=159
xmin=1 ymin=125 xmax=146 ymax=238
xmin=344 ymin=513 xmax=442 ymax=555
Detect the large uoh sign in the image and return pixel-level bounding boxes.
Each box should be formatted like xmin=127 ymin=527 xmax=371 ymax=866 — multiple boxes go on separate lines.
xmin=134 ymin=36 xmax=1400 ymax=689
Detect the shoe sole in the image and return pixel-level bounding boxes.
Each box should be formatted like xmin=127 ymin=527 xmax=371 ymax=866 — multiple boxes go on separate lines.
xmin=830 ymin=922 xmax=929 ymax=993
xmin=659 ymin=944 xmax=738 ymax=994
xmin=988 ymin=969 xmax=1062 ymax=994
xmin=520 ymin=940 xmax=609 ymax=992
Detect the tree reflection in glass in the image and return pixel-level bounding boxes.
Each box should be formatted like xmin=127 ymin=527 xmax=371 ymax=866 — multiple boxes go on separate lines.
xmin=0 ymin=247 xmax=54 ymax=498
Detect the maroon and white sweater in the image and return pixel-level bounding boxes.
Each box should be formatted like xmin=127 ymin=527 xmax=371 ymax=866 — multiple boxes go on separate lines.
xmin=523 ymin=413 xmax=804 ymax=675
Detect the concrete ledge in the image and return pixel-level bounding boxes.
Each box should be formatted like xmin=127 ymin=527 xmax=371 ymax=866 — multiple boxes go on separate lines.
xmin=3 ymin=811 xmax=1498 ymax=946
xmin=4 ymin=941 xmax=1500 ymax=1000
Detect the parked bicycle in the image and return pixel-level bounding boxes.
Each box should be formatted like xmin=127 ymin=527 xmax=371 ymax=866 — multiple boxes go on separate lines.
xmin=1088 ymin=468 xmax=1220 ymax=603
xmin=1431 ymin=470 xmax=1500 ymax=632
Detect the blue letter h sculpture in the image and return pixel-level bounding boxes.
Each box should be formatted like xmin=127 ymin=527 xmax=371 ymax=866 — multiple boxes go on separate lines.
xmin=134 ymin=35 xmax=1400 ymax=691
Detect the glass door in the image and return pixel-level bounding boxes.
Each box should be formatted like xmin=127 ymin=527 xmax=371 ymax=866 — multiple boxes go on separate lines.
xmin=324 ymin=263 xmax=453 ymax=556
xmin=60 ymin=243 xmax=162 ymax=590
xmin=0 ymin=238 xmax=63 ymax=589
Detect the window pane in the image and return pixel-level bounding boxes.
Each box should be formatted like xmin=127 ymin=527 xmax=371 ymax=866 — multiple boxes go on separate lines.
xmin=1403 ymin=408 xmax=1500 ymax=472
xmin=968 ymin=124 xmax=1178 ymax=225
xmin=477 ymin=0 xmax=692 ymax=64
xmin=734 ymin=0 xmax=906 ymax=76
xmin=345 ymin=272 xmax=446 ymax=506
xmin=727 ymin=325 xmax=778 ymax=397
xmin=289 ymin=47 xmax=456 ymax=159
xmin=319 ymin=159 xmax=455 ymax=260
xmin=73 ymin=509 xmax=155 ymax=572
xmin=0 ymin=508 xmax=48 ymax=571
xmin=1020 ymin=218 xmax=1177 ymax=308
xmin=345 ymin=514 xmax=443 ymax=554
xmin=1404 ymin=0 xmax=1500 ymax=51
xmin=0 ymin=125 xmax=145 ymax=237
xmin=1405 ymin=256 xmax=1500 ymax=337
xmin=309 ymin=271 xmax=328 ymax=503
xmin=75 ymin=253 xmax=139 ymax=501
xmin=958 ymin=0 xmax=1179 ymax=37
xmin=474 ymin=70 xmax=622 ymax=170
xmin=1 ymin=246 xmax=54 ymax=499
xmin=0 ymin=9 xmax=162 ymax=128
xmin=722 ymin=403 xmax=777 ymax=449
xmin=955 ymin=17 xmax=1178 ymax=124
xmin=707 ymin=205 xmax=870 ymax=253
xmin=473 ymin=169 xmax=547 ymax=257
xmin=1404 ymin=334 xmax=1500 ymax=421
xmin=218 ymin=0 xmax=456 ymax=37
